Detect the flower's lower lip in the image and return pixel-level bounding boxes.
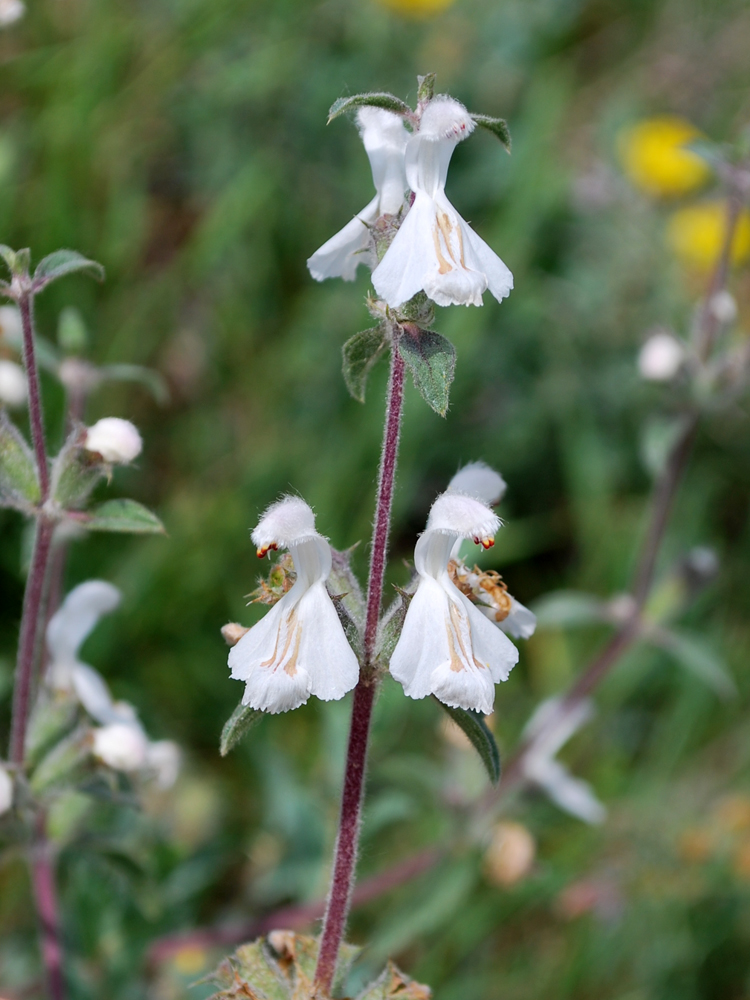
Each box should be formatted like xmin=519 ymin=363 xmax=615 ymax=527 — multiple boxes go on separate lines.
xmin=256 ymin=543 xmax=279 ymax=558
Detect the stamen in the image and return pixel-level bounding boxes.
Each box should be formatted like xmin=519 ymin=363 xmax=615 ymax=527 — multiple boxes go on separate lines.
xmin=256 ymin=542 xmax=279 ymax=558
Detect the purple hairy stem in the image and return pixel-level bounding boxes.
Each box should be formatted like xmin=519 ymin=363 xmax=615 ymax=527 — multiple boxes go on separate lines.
xmin=31 ymin=816 xmax=66 ymax=1000
xmin=19 ymin=294 xmax=50 ymax=501
xmin=314 ymin=341 xmax=406 ymax=995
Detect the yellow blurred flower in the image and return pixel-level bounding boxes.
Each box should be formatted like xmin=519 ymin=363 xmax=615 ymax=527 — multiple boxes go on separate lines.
xmin=666 ymin=201 xmax=750 ymax=271
xmin=375 ymin=0 xmax=456 ymax=16
xmin=172 ymin=945 xmax=208 ymax=976
xmin=483 ymin=820 xmax=536 ymax=887
xmin=618 ymin=116 xmax=711 ymax=198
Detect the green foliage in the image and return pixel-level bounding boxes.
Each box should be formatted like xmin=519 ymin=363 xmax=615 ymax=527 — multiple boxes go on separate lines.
xmin=434 ymin=700 xmax=500 ymax=784
xmin=343 ymin=327 xmax=390 ymax=403
xmin=0 ymin=411 xmax=40 ymax=508
xmin=398 ymin=326 xmax=456 ymax=416
xmin=82 ymin=499 xmax=165 ymax=534
xmin=328 ymin=93 xmax=412 ymax=123
xmin=471 ymin=114 xmax=512 ymax=152
xmin=32 ymin=250 xmax=105 ymax=292
xmin=220 ymin=701 xmax=263 ymax=756
xmin=417 ymin=74 xmax=436 ymax=106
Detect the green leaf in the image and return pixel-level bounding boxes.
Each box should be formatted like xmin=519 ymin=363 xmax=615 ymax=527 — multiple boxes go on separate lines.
xmin=57 ymin=306 xmax=89 ymax=354
xmin=342 ymin=326 xmax=389 ymax=403
xmin=435 ymin=699 xmax=500 ymax=783
xmin=33 ymin=250 xmax=105 ymax=291
xmin=220 ymin=701 xmax=263 ymax=756
xmin=471 ymin=114 xmax=512 ymax=152
xmin=376 ymin=587 xmax=412 ymax=663
xmin=51 ymin=427 xmax=105 ymax=510
xmin=0 ymin=411 xmax=40 ymax=508
xmin=29 ymin=725 xmax=92 ymax=795
xmin=328 ymin=92 xmax=412 ymax=123
xmin=25 ymin=693 xmax=79 ymax=769
xmin=0 ymin=245 xmax=14 ymax=271
xmin=531 ymin=590 xmax=606 ymax=628
xmin=417 ymin=73 xmax=436 ymax=104
xmin=357 ymin=960 xmax=432 ymax=1000
xmin=0 ymin=245 xmax=30 ymax=278
xmin=207 ymin=940 xmax=288 ymax=1000
xmin=398 ymin=325 xmax=456 ymax=416
xmin=82 ymin=499 xmax=165 ymax=534
xmin=654 ymin=627 xmax=737 ymax=700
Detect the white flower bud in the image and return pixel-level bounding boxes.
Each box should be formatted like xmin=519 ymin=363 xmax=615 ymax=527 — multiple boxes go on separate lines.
xmin=92 ymin=723 xmax=149 ymax=771
xmin=85 ymin=417 xmax=142 ymax=464
xmin=0 ymin=765 xmax=13 ymax=815
xmin=146 ymin=740 xmax=181 ymax=789
xmin=638 ymin=332 xmax=686 ymax=381
xmin=0 ymin=305 xmax=22 ymax=343
xmin=0 ymin=0 xmax=25 ymax=26
xmin=0 ymin=359 xmax=28 ymax=407
xmin=709 ymin=290 xmax=737 ymax=325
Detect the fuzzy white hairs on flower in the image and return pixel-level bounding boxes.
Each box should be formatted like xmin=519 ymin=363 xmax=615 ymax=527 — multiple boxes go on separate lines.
xmin=229 ymin=496 xmax=359 ymax=714
xmin=85 ymin=417 xmax=143 ymax=464
xmin=447 ymin=461 xmax=507 ymax=506
xmin=307 ymin=108 xmax=409 ymax=283
xmin=389 ymin=491 xmax=518 ymax=715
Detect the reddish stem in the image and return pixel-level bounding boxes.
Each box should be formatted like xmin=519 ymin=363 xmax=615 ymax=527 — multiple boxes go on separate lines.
xmin=31 ymin=819 xmax=66 ymax=1000
xmin=314 ymin=343 xmax=405 ymax=994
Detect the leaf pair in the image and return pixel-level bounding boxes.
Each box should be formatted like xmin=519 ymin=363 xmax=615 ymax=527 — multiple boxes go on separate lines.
xmin=342 ymin=325 xmax=456 ymax=417
xmin=0 ymin=246 xmax=104 ymax=293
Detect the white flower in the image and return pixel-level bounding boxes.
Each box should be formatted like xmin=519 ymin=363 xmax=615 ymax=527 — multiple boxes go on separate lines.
xmin=92 ymin=723 xmax=149 ymax=771
xmin=638 ymin=331 xmax=685 ymax=381
xmin=520 ymin=698 xmax=606 ymax=824
xmin=307 ymin=108 xmax=409 ymax=282
xmin=389 ymin=492 xmax=519 ymax=715
xmin=0 ymin=359 xmax=28 ymax=407
xmin=447 ymin=460 xmax=507 ymax=506
xmin=446 ymin=461 xmax=536 ymax=640
xmin=0 ymin=0 xmax=24 ymax=28
xmin=85 ymin=417 xmax=142 ymax=464
xmin=0 ymin=764 xmax=13 ymax=815
xmin=47 ymin=581 xmax=181 ymax=781
xmin=228 ymin=497 xmax=359 ymax=713
xmin=0 ymin=305 xmax=22 ymax=344
xmin=372 ymin=97 xmax=513 ymax=309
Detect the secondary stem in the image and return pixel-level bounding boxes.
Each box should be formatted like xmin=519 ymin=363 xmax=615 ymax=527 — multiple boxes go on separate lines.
xmin=19 ymin=293 xmax=50 ymax=501
xmin=314 ymin=342 xmax=406 ymax=995
xmin=31 ymin=816 xmax=66 ymax=1000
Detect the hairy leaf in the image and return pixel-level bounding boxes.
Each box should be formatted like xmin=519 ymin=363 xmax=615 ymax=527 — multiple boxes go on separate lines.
xmin=531 ymin=590 xmax=606 ymax=628
xmin=398 ymin=325 xmax=456 ymax=416
xmin=100 ymin=363 xmax=170 ymax=405
xmin=0 ymin=411 xmax=40 ymax=508
xmin=29 ymin=724 xmax=92 ymax=795
xmin=33 ymin=249 xmax=105 ymax=291
xmin=342 ymin=326 xmax=389 ymax=403
xmin=654 ymin=626 xmax=737 ymax=699
xmin=328 ymin=92 xmax=412 ymax=123
xmin=417 ymin=73 xmax=436 ymax=104
xmin=82 ymin=499 xmax=165 ymax=534
xmin=358 ymin=960 xmax=432 ymax=999
xmin=435 ymin=700 xmax=500 ymax=783
xmin=376 ymin=587 xmax=413 ymax=663
xmin=220 ymin=702 xmax=263 ymax=756
xmin=471 ymin=114 xmax=512 ymax=152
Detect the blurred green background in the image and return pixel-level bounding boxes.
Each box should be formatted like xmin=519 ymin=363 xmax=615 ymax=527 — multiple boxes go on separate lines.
xmin=2 ymin=0 xmax=750 ymax=996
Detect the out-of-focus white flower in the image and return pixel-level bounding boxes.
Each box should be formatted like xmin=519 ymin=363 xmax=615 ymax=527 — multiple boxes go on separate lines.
xmin=47 ymin=582 xmax=181 ymax=782
xmin=47 ymin=581 xmax=122 ymax=692
xmin=445 ymin=461 xmax=536 ymax=640
xmin=447 ymin=460 xmax=507 ymax=506
xmin=0 ymin=359 xmax=28 ymax=407
xmin=483 ymin=820 xmax=536 ymax=887
xmin=520 ymin=698 xmax=606 ymax=824
xmin=229 ymin=497 xmax=359 ymax=713
xmin=0 ymin=764 xmax=13 ymax=815
xmin=709 ymin=290 xmax=737 ymax=325
xmin=638 ymin=331 xmax=686 ymax=381
xmin=389 ymin=492 xmax=518 ymax=714
xmin=92 ymin=723 xmax=149 ymax=771
xmin=145 ymin=740 xmax=181 ymax=789
xmin=85 ymin=417 xmax=142 ymax=464
xmin=0 ymin=305 xmax=22 ymax=343
xmin=0 ymin=0 xmax=24 ymax=29
xmin=307 ymin=108 xmax=409 ymax=282
xmin=372 ymin=97 xmax=513 ymax=308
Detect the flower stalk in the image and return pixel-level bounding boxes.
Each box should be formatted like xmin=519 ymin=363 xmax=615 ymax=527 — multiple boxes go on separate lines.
xmin=314 ymin=339 xmax=406 ymax=995
xmin=31 ymin=816 xmax=66 ymax=1000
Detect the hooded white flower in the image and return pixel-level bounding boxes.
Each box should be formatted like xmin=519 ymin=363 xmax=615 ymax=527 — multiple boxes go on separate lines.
xmin=0 ymin=0 xmax=24 ymax=28
xmin=521 ymin=698 xmax=606 ymax=824
xmin=372 ymin=97 xmax=513 ymax=308
xmin=85 ymin=417 xmax=142 ymax=464
xmin=389 ymin=492 xmax=519 ymax=715
xmin=446 ymin=462 xmax=536 ymax=640
xmin=228 ymin=497 xmax=359 ymax=713
xmin=0 ymin=359 xmax=28 ymax=407
xmin=0 ymin=764 xmax=13 ymax=815
xmin=47 ymin=581 xmax=180 ymax=781
xmin=638 ymin=331 xmax=685 ymax=381
xmin=307 ymin=108 xmax=409 ymax=282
